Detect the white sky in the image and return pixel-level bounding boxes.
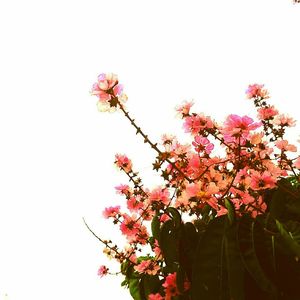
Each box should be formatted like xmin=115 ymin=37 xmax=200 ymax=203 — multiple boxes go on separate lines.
xmin=0 ymin=0 xmax=300 ymax=299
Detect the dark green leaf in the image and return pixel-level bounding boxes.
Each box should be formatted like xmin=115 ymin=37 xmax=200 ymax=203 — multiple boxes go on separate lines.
xmin=275 ymin=219 xmax=300 ymax=257
xmin=225 ymin=199 xmax=235 ymax=225
xmin=166 ymin=207 xmax=182 ymax=229
xmin=160 ymin=219 xmax=179 ymax=269
xmin=192 ymin=216 xmax=228 ymax=300
xmin=224 ymin=225 xmax=245 ymax=300
xmin=129 ymin=278 xmax=143 ymax=300
xmin=141 ymin=275 xmax=161 ymax=299
xmin=151 ymin=214 xmax=161 ymax=242
xmin=237 ymin=215 xmax=277 ymax=296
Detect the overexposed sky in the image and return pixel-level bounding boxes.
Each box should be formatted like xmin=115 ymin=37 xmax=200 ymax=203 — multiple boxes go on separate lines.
xmin=0 ymin=0 xmax=300 ymax=299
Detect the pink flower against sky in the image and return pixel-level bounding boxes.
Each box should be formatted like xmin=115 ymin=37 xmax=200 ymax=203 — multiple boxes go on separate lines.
xmin=176 ymin=100 xmax=194 ymax=117
xmin=294 ymin=157 xmax=300 ymax=169
xmin=192 ymin=135 xmax=214 ymax=154
xmin=115 ymin=154 xmax=132 ymax=173
xmin=246 ymin=83 xmax=269 ymax=99
xmin=183 ymin=113 xmax=214 ymax=135
xmin=273 ymin=114 xmax=296 ymax=127
xmin=102 ymin=205 xmax=121 ymax=219
xmin=148 ymin=187 xmax=170 ymax=206
xmin=97 ymin=265 xmax=109 ymax=278
xmin=222 ymin=114 xmax=261 ymax=142
xmin=275 ymin=140 xmax=297 ymax=152
xmin=91 ymin=73 xmax=126 ymax=112
xmin=119 ymin=214 xmax=141 ymax=238
xmin=257 ymin=106 xmax=278 ymax=120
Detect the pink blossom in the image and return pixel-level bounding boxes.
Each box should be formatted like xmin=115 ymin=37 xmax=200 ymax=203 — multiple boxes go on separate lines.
xmin=134 ymin=260 xmax=160 ymax=275
xmin=294 ymin=157 xmax=300 ymax=169
xmin=192 ymin=136 xmax=214 ymax=154
xmin=257 ymin=106 xmax=278 ymax=120
xmin=115 ymin=154 xmax=132 ymax=172
xmin=183 ymin=113 xmax=214 ymax=135
xmin=91 ymin=73 xmax=126 ymax=112
xmin=222 ymin=114 xmax=261 ymax=142
xmin=153 ymin=239 xmax=162 ymax=259
xmin=148 ymin=187 xmax=170 ymax=206
xmin=246 ymin=84 xmax=269 ymax=99
xmin=102 ymin=205 xmax=121 ymax=219
xmin=273 ymin=114 xmax=296 ymax=127
xmin=275 ymin=140 xmax=297 ymax=152
xmin=163 ymin=273 xmax=179 ymax=300
xmin=115 ymin=184 xmax=131 ymax=196
xmin=176 ymin=100 xmax=194 ymax=117
xmin=250 ymin=170 xmax=277 ymax=190
xmin=97 ymin=265 xmax=109 ymax=277
xmin=127 ymin=196 xmax=144 ymax=212
xmin=119 ymin=214 xmax=140 ymax=238
xmin=148 ymin=293 xmax=164 ymax=300
xmin=160 ymin=213 xmax=170 ymax=223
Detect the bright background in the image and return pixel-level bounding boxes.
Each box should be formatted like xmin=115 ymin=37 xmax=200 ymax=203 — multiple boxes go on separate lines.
xmin=0 ymin=0 xmax=300 ymax=299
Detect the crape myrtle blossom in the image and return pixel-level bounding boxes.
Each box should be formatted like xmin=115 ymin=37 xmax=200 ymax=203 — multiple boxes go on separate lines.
xmin=90 ymin=75 xmax=300 ymax=298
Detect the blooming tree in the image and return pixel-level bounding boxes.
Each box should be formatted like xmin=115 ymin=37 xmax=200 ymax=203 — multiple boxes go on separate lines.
xmin=86 ymin=73 xmax=300 ymax=300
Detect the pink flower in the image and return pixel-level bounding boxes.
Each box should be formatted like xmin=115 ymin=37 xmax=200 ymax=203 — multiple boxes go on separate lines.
xmin=257 ymin=106 xmax=278 ymax=120
xmin=222 ymin=114 xmax=261 ymax=143
xmin=91 ymin=73 xmax=126 ymax=112
xmin=160 ymin=213 xmax=170 ymax=223
xmin=127 ymin=196 xmax=144 ymax=212
xmin=192 ymin=136 xmax=214 ymax=154
xmin=148 ymin=293 xmax=164 ymax=300
xmin=246 ymin=84 xmax=269 ymax=99
xmin=97 ymin=265 xmax=109 ymax=277
xmin=115 ymin=154 xmax=132 ymax=173
xmin=275 ymin=140 xmax=297 ymax=152
xmin=148 ymin=187 xmax=170 ymax=207
xmin=273 ymin=114 xmax=296 ymax=127
xmin=115 ymin=184 xmax=131 ymax=196
xmin=176 ymin=100 xmax=194 ymax=117
xmin=163 ymin=273 xmax=179 ymax=299
xmin=102 ymin=205 xmax=121 ymax=219
xmin=294 ymin=157 xmax=300 ymax=169
xmin=134 ymin=260 xmax=160 ymax=275
xmin=119 ymin=214 xmax=140 ymax=238
xmin=183 ymin=113 xmax=214 ymax=135
xmin=250 ymin=170 xmax=277 ymax=190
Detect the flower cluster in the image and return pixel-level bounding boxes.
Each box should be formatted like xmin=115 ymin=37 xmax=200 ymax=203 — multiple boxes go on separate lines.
xmin=89 ymin=75 xmax=300 ymax=299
